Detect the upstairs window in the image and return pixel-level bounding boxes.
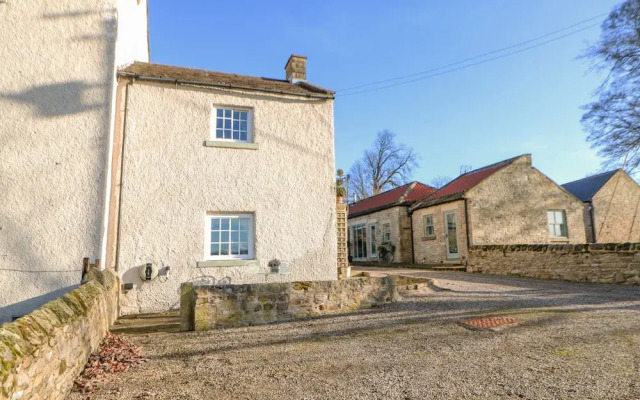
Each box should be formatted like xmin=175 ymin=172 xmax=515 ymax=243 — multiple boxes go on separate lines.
xmin=424 ymin=214 xmax=435 ymax=237
xmin=547 ymin=210 xmax=568 ymax=238
xmin=211 ymin=107 xmax=252 ymax=142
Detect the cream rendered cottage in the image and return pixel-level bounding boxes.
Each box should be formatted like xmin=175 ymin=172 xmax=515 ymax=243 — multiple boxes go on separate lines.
xmin=107 ymin=57 xmax=338 ymax=314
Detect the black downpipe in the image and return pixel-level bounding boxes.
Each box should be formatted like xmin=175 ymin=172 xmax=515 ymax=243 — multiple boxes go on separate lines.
xmin=589 ymin=201 xmax=597 ymax=243
xmin=409 ymin=209 xmax=415 ymax=264
xmin=464 ymin=199 xmax=471 ymax=256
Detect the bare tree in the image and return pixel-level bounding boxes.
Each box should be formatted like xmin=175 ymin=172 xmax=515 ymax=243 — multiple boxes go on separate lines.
xmin=430 ymin=175 xmax=452 ymax=189
xmin=459 ymin=165 xmax=473 ymax=175
xmin=349 ymin=130 xmax=418 ymax=199
xmin=582 ymin=0 xmax=640 ymax=173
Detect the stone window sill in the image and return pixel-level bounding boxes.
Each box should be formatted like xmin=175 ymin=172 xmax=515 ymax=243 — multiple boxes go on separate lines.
xmin=422 ymin=236 xmax=436 ymax=241
xmin=197 ymin=259 xmax=255 ymax=268
xmin=549 ymin=237 xmax=569 ymax=243
xmin=204 ymin=140 xmax=259 ymax=150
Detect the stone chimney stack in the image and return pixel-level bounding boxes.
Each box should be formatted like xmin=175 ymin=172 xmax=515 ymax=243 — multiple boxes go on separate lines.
xmin=285 ymin=54 xmax=307 ymax=83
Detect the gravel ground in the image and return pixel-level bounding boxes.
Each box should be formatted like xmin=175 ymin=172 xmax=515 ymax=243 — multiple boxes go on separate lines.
xmin=70 ymin=269 xmax=640 ymax=400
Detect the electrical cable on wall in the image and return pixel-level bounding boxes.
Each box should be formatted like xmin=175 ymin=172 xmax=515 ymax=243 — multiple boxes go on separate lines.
xmin=0 ymin=268 xmax=83 ymax=273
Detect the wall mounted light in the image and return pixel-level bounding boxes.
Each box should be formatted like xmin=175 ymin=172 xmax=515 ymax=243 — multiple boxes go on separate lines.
xmin=138 ymin=263 xmax=158 ymax=281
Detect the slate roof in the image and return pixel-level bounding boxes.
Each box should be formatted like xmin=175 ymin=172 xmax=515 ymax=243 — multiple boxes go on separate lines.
xmin=118 ymin=62 xmax=334 ymax=98
xmin=561 ymin=170 xmax=619 ymax=202
xmin=411 ymin=155 xmax=523 ymax=210
xmin=348 ymin=182 xmax=436 ymax=218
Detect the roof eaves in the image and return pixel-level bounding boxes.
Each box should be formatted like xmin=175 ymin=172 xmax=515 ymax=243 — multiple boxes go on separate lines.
xmin=410 ymin=192 xmax=465 ymax=212
xmin=348 ymin=203 xmax=405 ymax=219
xmin=296 ymin=81 xmax=336 ymax=95
xmin=117 ymin=70 xmax=335 ymax=100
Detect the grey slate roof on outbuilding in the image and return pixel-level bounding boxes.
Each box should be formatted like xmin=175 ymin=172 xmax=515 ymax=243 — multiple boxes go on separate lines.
xmin=561 ymin=170 xmax=619 ymax=202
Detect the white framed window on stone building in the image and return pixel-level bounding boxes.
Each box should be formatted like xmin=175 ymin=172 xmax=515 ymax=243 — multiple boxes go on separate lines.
xmin=424 ymin=214 xmax=435 ymax=237
xmin=210 ymin=106 xmax=253 ymax=142
xmin=205 ymin=214 xmax=254 ymax=260
xmin=547 ymin=210 xmax=568 ymax=238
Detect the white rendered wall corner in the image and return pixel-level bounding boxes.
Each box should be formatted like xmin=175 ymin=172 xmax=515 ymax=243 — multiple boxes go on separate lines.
xmin=98 ymin=0 xmax=150 ymax=269
xmin=0 ymin=0 xmax=121 ymax=322
xmin=115 ymin=0 xmax=150 ymax=66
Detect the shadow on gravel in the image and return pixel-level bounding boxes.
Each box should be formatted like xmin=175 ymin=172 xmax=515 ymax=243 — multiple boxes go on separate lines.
xmin=147 ymin=290 xmax=640 ymax=362
xmin=129 ymin=270 xmax=640 ymax=363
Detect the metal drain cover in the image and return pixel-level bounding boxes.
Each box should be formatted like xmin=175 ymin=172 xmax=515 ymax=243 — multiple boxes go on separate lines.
xmin=459 ymin=316 xmax=522 ymax=332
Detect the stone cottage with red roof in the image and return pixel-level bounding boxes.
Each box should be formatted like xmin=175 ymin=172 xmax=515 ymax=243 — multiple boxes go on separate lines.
xmin=348 ymin=182 xmax=436 ymax=263
xmin=410 ymin=154 xmax=586 ymax=265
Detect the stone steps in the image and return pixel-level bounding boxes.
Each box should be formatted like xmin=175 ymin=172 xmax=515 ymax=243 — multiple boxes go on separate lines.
xmin=350 ymin=262 xmax=466 ymax=272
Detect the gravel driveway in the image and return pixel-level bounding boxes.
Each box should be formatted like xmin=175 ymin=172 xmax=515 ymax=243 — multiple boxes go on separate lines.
xmin=71 ymin=268 xmax=640 ymax=400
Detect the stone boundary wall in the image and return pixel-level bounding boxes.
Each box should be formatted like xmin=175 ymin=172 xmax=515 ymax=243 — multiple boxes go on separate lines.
xmin=181 ymin=275 xmax=427 ymax=331
xmin=468 ymin=243 xmax=640 ymax=285
xmin=0 ymin=269 xmax=120 ymax=399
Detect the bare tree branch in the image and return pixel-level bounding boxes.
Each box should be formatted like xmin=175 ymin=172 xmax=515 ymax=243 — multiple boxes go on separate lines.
xmin=582 ymin=0 xmax=640 ymax=174
xmin=349 ymin=130 xmax=419 ymax=199
xmin=430 ymin=175 xmax=452 ymax=189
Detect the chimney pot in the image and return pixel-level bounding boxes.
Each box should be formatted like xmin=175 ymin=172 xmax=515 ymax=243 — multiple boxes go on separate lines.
xmin=285 ymin=54 xmax=307 ymax=83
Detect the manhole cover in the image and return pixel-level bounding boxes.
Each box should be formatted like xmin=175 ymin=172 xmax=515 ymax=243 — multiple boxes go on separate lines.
xmin=459 ymin=316 xmax=522 ymax=332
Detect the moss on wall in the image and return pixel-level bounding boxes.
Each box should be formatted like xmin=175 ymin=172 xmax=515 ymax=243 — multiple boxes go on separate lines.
xmin=0 ymin=269 xmax=120 ymax=399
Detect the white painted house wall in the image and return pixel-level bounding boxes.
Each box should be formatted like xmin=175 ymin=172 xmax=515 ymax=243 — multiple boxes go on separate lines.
xmin=115 ymin=81 xmax=337 ymax=314
xmin=0 ymin=0 xmax=148 ymax=322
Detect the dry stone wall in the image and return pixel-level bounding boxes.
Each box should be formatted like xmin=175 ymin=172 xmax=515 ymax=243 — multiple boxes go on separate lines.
xmin=468 ymin=243 xmax=640 ymax=285
xmin=180 ymin=275 xmax=425 ymax=331
xmin=0 ymin=269 xmax=120 ymax=400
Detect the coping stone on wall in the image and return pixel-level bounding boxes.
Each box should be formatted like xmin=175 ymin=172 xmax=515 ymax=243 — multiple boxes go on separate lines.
xmin=0 ymin=269 xmax=120 ymax=400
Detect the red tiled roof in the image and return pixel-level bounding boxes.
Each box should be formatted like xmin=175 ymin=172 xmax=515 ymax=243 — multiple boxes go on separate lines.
xmin=412 ymin=156 xmax=522 ymax=210
xmin=405 ymin=182 xmax=435 ymax=202
xmin=348 ymin=182 xmax=435 ymax=217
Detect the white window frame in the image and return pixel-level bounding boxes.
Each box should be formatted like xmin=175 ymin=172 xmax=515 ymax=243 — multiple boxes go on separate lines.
xmin=204 ymin=213 xmax=255 ymax=260
xmin=210 ymin=106 xmax=254 ymax=143
xmin=424 ymin=214 xmax=435 ymax=237
xmin=353 ymin=224 xmax=368 ymax=260
xmin=547 ymin=210 xmax=568 ymax=238
xmin=369 ymin=224 xmax=377 ymax=259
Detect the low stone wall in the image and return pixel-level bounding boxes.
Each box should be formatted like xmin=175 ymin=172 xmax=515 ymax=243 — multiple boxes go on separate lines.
xmin=468 ymin=243 xmax=640 ymax=285
xmin=181 ymin=276 xmax=415 ymax=331
xmin=0 ymin=269 xmax=120 ymax=399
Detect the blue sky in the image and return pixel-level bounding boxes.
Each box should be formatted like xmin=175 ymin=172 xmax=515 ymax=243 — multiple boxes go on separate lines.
xmin=148 ymin=0 xmax=621 ymax=185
